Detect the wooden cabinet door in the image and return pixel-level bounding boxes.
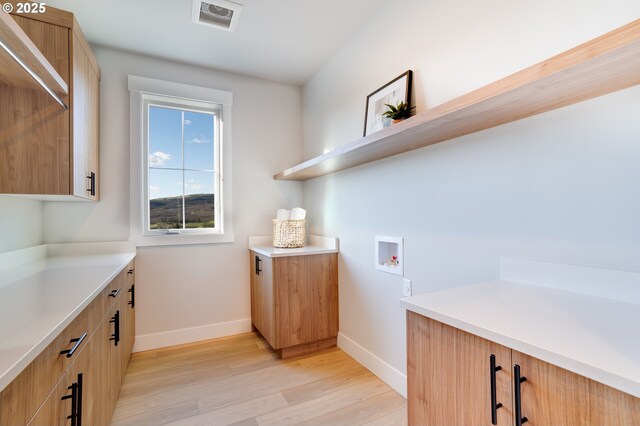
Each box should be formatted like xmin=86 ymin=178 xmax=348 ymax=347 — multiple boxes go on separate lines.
xmin=273 ymin=253 xmax=338 ymax=349
xmin=116 ymin=283 xmax=130 ymax=381
xmin=122 ymin=261 xmax=136 ymax=373
xmin=28 ymin=333 xmax=97 ymax=426
xmin=0 ymin=15 xmax=71 ymax=196
xmin=92 ymin=302 xmax=122 ymax=426
xmin=108 ymin=303 xmax=123 ymax=406
xmin=407 ymin=312 xmax=513 ymax=426
xmin=70 ymin=31 xmax=100 ymax=200
xmin=513 ymin=351 xmax=640 ymax=426
xmin=250 ymin=252 xmax=275 ymax=347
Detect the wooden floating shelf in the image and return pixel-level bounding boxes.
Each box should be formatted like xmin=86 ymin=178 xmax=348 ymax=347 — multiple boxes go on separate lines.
xmin=275 ymin=19 xmax=640 ymax=181
xmin=0 ymin=11 xmax=68 ymax=96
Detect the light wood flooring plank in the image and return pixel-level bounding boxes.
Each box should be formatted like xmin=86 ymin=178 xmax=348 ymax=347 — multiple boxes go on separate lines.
xmin=255 ymin=375 xmax=392 ymax=426
xmin=111 ymin=332 xmax=406 ymax=426
xmin=362 ymin=407 xmax=408 ymax=426
xmin=167 ymin=393 xmax=288 ymax=426
xmin=111 ymin=400 xmax=199 ymax=426
xmin=281 ymin=365 xmax=370 ymax=405
xmin=298 ymin=390 xmax=407 ymax=425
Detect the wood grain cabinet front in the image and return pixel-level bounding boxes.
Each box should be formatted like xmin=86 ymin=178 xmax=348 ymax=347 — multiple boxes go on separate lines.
xmin=250 ymin=251 xmax=338 ymax=358
xmin=0 ymin=265 xmax=136 ymax=426
xmin=122 ymin=260 xmax=136 ymax=377
xmin=407 ymin=312 xmax=640 ymax=426
xmin=0 ymin=6 xmax=100 ymax=200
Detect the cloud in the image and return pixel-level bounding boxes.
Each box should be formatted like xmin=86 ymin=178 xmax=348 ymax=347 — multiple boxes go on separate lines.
xmin=185 ymin=179 xmax=205 ymax=191
xmin=184 ymin=119 xmax=192 ymax=125
xmin=188 ymin=134 xmax=211 ymax=144
xmin=149 ymin=151 xmax=172 ymax=166
xmin=149 ymin=185 xmax=160 ymax=194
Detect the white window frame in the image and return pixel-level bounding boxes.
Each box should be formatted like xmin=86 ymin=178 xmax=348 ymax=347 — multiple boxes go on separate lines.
xmin=142 ymin=95 xmax=221 ymax=236
xmin=129 ymin=75 xmax=233 ymax=246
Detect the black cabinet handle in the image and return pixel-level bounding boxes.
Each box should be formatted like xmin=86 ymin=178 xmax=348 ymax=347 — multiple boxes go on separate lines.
xmin=255 ymin=256 xmax=262 ymax=275
xmin=60 ymin=333 xmax=87 ymax=358
xmin=61 ymin=373 xmax=83 ymax=426
xmin=127 ymin=269 xmax=134 ymax=275
xmin=86 ymin=172 xmax=96 ymax=197
xmin=61 ymin=382 xmax=77 ymax=426
xmin=489 ymin=355 xmax=503 ymax=425
xmin=108 ymin=288 xmax=121 ymax=298
xmin=514 ymin=364 xmax=528 ymax=425
xmin=128 ymin=284 xmax=135 ymax=308
xmin=77 ymin=373 xmax=83 ymax=426
xmin=110 ymin=310 xmax=120 ymax=346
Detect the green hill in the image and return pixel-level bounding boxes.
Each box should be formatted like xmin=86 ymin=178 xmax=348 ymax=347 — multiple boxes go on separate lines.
xmin=150 ymin=193 xmax=215 ymax=229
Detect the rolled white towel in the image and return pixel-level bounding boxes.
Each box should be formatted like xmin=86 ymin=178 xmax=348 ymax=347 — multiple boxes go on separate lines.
xmin=276 ymin=209 xmax=291 ymax=220
xmin=290 ymin=207 xmax=306 ymax=220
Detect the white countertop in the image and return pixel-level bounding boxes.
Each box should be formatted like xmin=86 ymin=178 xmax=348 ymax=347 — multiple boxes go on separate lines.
xmin=400 ymin=279 xmax=640 ymax=398
xmin=248 ymin=235 xmax=339 ymax=258
xmin=0 ymin=244 xmax=135 ymax=392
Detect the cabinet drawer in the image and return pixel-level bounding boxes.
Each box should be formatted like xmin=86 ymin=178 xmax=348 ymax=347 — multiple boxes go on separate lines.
xmin=125 ymin=260 xmax=135 ymax=287
xmin=27 ymin=330 xmax=98 ymax=426
xmin=90 ymin=270 xmax=126 ymax=329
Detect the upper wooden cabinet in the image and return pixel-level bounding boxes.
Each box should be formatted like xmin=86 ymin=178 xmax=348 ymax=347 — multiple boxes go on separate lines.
xmin=0 ymin=6 xmax=100 ymax=200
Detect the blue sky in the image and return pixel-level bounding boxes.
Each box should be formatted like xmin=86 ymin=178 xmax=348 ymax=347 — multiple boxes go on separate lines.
xmin=148 ymin=106 xmax=215 ymax=199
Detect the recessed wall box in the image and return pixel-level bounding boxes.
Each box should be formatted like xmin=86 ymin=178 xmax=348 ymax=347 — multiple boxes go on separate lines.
xmin=375 ymin=235 xmax=404 ymax=276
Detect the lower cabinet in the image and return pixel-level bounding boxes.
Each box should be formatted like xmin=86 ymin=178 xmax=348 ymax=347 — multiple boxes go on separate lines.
xmin=250 ymin=251 xmax=338 ymax=358
xmin=1 ymin=259 xmax=136 ymax=426
xmin=407 ymin=312 xmax=512 ymax=425
xmin=28 ymin=331 xmax=98 ymax=425
xmin=407 ymin=312 xmax=640 ymax=426
xmin=512 ymin=351 xmax=640 ymax=426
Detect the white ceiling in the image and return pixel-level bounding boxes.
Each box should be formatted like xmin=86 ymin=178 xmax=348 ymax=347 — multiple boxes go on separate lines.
xmin=45 ymin=0 xmax=386 ymax=85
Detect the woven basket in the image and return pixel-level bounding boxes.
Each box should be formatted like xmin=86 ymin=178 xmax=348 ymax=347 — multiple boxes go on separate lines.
xmin=272 ymin=219 xmax=306 ymax=248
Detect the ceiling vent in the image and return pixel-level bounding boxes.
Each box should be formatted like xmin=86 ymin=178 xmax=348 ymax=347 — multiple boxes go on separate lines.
xmin=192 ymin=0 xmax=243 ymax=32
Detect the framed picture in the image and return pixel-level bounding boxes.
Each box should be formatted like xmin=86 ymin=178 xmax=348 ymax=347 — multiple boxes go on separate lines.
xmin=363 ymin=70 xmax=413 ymax=137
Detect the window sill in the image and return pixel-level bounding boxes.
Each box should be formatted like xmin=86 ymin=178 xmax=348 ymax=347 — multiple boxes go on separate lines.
xmin=134 ymin=233 xmax=234 ymax=247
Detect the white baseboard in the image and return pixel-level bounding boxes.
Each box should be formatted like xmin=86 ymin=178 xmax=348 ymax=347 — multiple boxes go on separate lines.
xmin=337 ymin=332 xmax=407 ymax=398
xmin=133 ymin=318 xmax=252 ymax=353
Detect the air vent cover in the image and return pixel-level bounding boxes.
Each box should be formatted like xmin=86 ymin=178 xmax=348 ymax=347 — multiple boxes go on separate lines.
xmin=192 ymin=0 xmax=243 ymax=32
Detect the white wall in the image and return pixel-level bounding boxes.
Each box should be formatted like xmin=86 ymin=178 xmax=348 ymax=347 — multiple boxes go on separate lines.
xmin=0 ymin=197 xmax=42 ymax=252
xmin=43 ymin=47 xmax=303 ymax=349
xmin=302 ymin=0 xmax=640 ymax=394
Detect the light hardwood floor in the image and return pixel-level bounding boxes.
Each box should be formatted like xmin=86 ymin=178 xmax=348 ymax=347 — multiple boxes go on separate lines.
xmin=111 ymin=333 xmax=407 ymax=426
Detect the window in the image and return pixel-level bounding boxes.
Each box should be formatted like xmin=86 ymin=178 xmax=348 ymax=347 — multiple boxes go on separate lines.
xmin=144 ymin=96 xmax=220 ymax=234
xmin=129 ymin=76 xmax=233 ymax=246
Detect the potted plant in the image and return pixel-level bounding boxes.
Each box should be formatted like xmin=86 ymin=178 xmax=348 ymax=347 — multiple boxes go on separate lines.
xmin=382 ymin=101 xmax=415 ymax=124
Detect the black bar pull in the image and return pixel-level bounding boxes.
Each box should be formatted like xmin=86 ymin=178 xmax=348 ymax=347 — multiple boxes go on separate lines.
xmin=128 ymin=284 xmax=135 ymax=308
xmin=61 ymin=381 xmax=78 ymax=426
xmin=108 ymin=288 xmax=121 ymax=298
xmin=86 ymin=172 xmax=96 ymax=197
xmin=489 ymin=354 xmax=503 ymax=425
xmin=127 ymin=269 xmax=134 ymax=275
xmin=76 ymin=373 xmax=83 ymax=426
xmin=110 ymin=310 xmax=120 ymax=346
xmin=514 ymin=364 xmax=528 ymax=426
xmin=255 ymin=256 xmax=262 ymax=275
xmin=60 ymin=333 xmax=88 ymax=358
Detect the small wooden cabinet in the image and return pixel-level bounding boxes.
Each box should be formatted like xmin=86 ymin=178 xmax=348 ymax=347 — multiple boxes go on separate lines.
xmin=407 ymin=312 xmax=640 ymax=426
xmin=250 ymin=251 xmax=338 ymax=358
xmin=0 ymin=259 xmax=136 ymax=426
xmin=0 ymin=6 xmax=100 ymax=200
